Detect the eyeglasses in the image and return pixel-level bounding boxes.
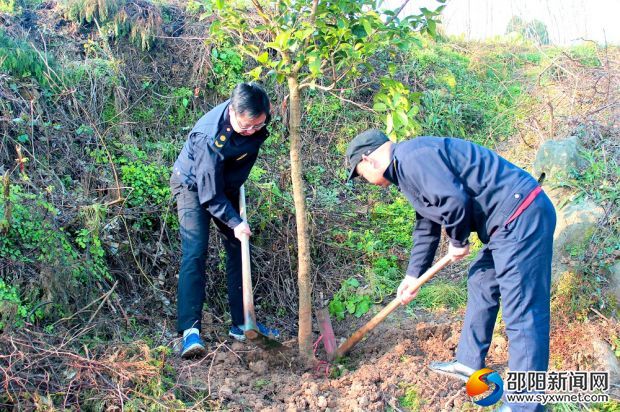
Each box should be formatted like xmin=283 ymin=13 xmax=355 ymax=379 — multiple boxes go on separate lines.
xmin=236 ymin=121 xmax=266 ymax=132
xmin=231 ymin=109 xmax=267 ymax=132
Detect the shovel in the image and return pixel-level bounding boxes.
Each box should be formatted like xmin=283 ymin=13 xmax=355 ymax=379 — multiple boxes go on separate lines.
xmin=239 ymin=185 xmax=283 ymax=350
xmin=318 ymin=254 xmax=454 ymax=359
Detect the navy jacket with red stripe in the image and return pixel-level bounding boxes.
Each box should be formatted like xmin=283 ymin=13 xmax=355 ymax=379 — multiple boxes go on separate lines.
xmin=382 ymin=137 xmax=539 ymax=278
xmin=172 ymin=100 xmax=269 ymax=229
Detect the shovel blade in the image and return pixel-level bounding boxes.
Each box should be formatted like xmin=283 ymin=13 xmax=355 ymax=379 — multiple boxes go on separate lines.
xmin=244 ymin=329 xmax=286 ymax=351
xmin=316 ymin=307 xmax=337 ymax=360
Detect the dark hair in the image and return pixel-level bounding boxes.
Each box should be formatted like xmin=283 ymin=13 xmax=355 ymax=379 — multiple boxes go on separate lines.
xmin=230 ymin=82 xmax=270 ymax=119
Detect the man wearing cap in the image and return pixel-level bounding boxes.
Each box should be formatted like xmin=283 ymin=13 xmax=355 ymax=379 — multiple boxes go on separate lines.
xmin=171 ymin=83 xmax=279 ymax=359
xmin=346 ymin=129 xmax=555 ymax=412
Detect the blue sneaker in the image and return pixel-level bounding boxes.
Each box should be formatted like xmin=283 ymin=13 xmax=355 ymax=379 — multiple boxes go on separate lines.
xmin=229 ymin=322 xmax=280 ymax=342
xmin=181 ymin=333 xmax=206 ymax=359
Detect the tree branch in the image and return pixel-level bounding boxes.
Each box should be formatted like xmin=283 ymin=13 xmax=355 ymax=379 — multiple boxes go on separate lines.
xmin=251 ymin=0 xmax=273 ymax=28
xmin=387 ymin=0 xmax=412 ymax=25
xmin=298 ymin=81 xmax=335 ymax=91
xmin=327 ymin=91 xmax=377 ymax=112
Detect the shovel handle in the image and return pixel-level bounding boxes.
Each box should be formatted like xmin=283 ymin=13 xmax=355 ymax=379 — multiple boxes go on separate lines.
xmin=335 ymin=254 xmax=454 ymax=358
xmin=239 ymin=186 xmax=257 ymax=333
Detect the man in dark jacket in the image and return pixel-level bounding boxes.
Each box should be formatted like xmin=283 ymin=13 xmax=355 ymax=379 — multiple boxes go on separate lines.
xmin=346 ymin=129 xmax=556 ymax=412
xmin=171 ymin=83 xmax=279 ymax=358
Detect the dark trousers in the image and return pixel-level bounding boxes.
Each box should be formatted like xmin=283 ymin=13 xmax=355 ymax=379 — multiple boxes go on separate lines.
xmin=171 ymin=180 xmax=244 ymax=333
xmin=456 ymin=192 xmax=556 ymax=412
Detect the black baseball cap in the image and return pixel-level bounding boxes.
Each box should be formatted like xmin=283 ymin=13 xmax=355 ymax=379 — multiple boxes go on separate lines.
xmin=345 ymin=129 xmax=390 ymax=181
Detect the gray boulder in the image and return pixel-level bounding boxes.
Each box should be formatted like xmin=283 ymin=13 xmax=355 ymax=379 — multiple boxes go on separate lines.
xmin=609 ymin=262 xmax=620 ymax=304
xmin=533 ymin=136 xmax=588 ymax=179
xmin=533 ymin=137 xmax=603 ymax=280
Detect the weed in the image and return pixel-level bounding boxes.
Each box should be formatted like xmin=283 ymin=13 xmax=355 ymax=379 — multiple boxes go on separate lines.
xmin=0 ymin=0 xmax=15 ymax=13
xmin=209 ymin=44 xmax=245 ymax=96
xmin=253 ymin=378 xmax=270 ymax=390
xmin=329 ymin=277 xmax=373 ymax=320
xmin=0 ymin=29 xmax=52 ymax=86
xmin=61 ymin=0 xmax=162 ymax=50
xmin=0 ymin=279 xmax=40 ymax=330
xmin=410 ymin=278 xmax=467 ymax=311
xmin=398 ymin=384 xmax=422 ymax=411
xmin=553 ymin=148 xmax=619 ymax=206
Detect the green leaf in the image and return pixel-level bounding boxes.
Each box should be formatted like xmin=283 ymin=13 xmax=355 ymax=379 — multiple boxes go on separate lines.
xmin=274 ymin=31 xmax=291 ymax=50
xmin=257 ymin=52 xmax=269 ymax=64
xmin=247 ymin=66 xmax=263 ymax=80
xmin=427 ymin=19 xmax=437 ymax=37
xmin=407 ymin=105 xmax=419 ymax=117
xmin=295 ymin=27 xmax=314 ymax=41
xmin=362 ymin=19 xmax=372 ymax=36
xmin=346 ymin=301 xmax=356 ymax=314
xmin=308 ymin=54 xmax=321 ymax=75
xmin=373 ymin=102 xmax=387 ymax=112
xmin=346 ymin=278 xmax=360 ymax=288
xmin=354 ymin=298 xmax=371 ymax=317
xmin=215 ymin=0 xmax=224 ymax=10
xmin=396 ymin=110 xmax=409 ymax=127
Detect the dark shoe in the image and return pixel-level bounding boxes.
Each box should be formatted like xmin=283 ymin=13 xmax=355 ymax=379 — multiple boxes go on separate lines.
xmin=181 ymin=333 xmax=206 ymax=359
xmin=428 ymin=360 xmax=476 ymax=382
xmin=229 ymin=322 xmax=280 ymax=342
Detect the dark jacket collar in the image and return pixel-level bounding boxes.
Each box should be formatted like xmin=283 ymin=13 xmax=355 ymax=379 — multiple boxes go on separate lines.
xmin=383 ymin=143 xmax=399 ymax=186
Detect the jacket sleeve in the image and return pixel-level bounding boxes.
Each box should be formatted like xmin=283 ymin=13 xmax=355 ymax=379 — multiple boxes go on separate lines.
xmin=192 ymin=133 xmax=243 ymax=229
xmin=406 ymin=212 xmax=442 ymax=277
xmin=414 ymin=147 xmax=472 ymax=247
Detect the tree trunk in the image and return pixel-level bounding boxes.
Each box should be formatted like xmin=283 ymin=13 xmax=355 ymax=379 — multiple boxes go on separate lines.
xmin=287 ymin=76 xmax=314 ymax=362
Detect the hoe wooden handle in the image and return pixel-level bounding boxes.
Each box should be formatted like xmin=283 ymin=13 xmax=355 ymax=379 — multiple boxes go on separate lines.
xmin=239 ymin=186 xmax=257 ymax=335
xmin=335 ymin=254 xmax=454 ymax=358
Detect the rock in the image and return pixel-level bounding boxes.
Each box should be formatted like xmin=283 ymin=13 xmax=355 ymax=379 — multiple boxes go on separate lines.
xmin=237 ymin=374 xmax=251 ymax=385
xmin=533 ymin=136 xmax=587 ymax=178
xmin=223 ymin=378 xmax=237 ymax=390
xmin=231 ymin=342 xmax=245 ymax=351
xmin=349 ymin=382 xmax=364 ymax=396
xmin=249 ymin=360 xmax=268 ymax=374
xmin=317 ymin=396 xmax=328 ymax=409
xmin=609 ymin=262 xmax=620 ymax=303
xmin=358 ymin=396 xmax=369 ymax=408
xmin=493 ymin=335 xmax=507 ymax=355
xmin=549 ymin=196 xmax=605 ymax=279
xmin=592 ymin=338 xmax=620 ymax=384
xmin=215 ymin=351 xmax=228 ymax=363
xmin=219 ymin=386 xmax=233 ymax=398
xmin=304 ymin=382 xmax=319 ymax=396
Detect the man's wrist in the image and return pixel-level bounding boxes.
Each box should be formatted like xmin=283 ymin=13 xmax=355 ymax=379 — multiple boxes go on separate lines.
xmin=228 ymin=216 xmax=243 ymax=230
xmin=449 ymin=238 xmax=469 ymax=248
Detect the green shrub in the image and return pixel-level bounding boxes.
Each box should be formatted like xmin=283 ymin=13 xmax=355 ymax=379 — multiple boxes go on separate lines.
xmin=209 ymin=44 xmax=245 ymax=96
xmin=406 ymin=39 xmax=529 ymax=144
xmin=329 ymin=277 xmax=373 ymax=320
xmin=121 ymin=162 xmax=171 ymax=208
xmin=399 ymin=384 xmax=422 ymax=411
xmin=0 ymin=279 xmax=42 ymax=330
xmin=0 ymin=29 xmax=51 ymax=86
xmin=0 ymin=0 xmax=15 ymax=13
xmin=0 ymin=184 xmax=111 ymax=326
xmin=567 ymin=43 xmax=602 ymax=67
xmin=61 ymin=0 xmax=161 ymax=50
